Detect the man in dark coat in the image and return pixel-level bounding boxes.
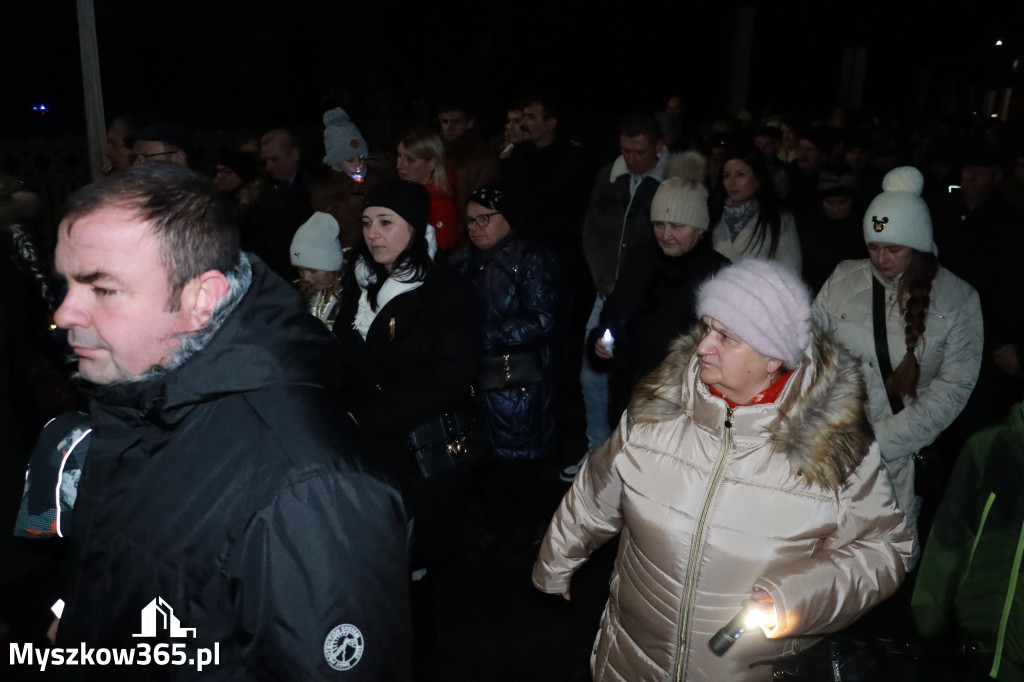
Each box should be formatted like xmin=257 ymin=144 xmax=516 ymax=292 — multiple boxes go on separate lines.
xmin=43 ymin=164 xmax=410 ymax=681
xmin=249 ymin=127 xmax=315 ymax=280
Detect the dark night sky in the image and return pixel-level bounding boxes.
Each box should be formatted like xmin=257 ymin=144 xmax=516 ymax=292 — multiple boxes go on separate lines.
xmin=3 ymin=1 xmax=1021 ymax=142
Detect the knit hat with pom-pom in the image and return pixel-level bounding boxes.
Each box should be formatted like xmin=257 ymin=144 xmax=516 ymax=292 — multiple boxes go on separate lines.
xmin=650 ymin=151 xmax=710 ymax=230
xmin=323 ymin=108 xmax=368 ymax=169
xmin=862 ymin=166 xmax=936 ymax=254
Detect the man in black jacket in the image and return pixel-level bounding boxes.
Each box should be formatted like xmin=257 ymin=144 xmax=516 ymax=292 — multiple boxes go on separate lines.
xmin=44 ymin=164 xmax=410 ymax=680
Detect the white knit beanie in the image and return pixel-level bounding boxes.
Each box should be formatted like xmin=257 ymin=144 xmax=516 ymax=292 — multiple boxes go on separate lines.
xmin=862 ymin=166 xmax=936 ymax=254
xmin=650 ymin=151 xmax=710 ymax=230
xmin=290 ymin=212 xmax=344 ymax=271
xmin=323 ymin=108 xmax=368 ymax=169
xmin=696 ymin=259 xmax=811 ymax=369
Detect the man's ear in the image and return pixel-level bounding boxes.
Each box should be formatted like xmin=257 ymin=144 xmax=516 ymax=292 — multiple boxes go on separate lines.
xmin=182 ymin=270 xmax=230 ymax=330
xmin=467 ymin=118 xmax=476 ymax=130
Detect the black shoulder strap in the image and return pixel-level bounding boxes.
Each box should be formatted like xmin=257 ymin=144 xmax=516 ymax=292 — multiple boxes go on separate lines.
xmin=872 ymin=277 xmax=904 ymax=414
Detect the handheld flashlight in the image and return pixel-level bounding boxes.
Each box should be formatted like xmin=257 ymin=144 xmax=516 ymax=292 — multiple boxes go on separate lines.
xmin=709 ymin=601 xmax=773 ymax=656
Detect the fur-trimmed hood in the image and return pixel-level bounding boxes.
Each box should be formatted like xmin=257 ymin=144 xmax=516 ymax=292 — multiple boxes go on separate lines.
xmin=629 ymin=323 xmax=874 ymax=490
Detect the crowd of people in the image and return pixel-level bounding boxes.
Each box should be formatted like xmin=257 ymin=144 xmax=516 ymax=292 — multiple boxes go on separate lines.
xmin=1 ymin=93 xmax=1023 ymax=680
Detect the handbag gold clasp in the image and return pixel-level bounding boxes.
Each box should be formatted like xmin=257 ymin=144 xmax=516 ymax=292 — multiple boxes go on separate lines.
xmin=446 ymin=436 xmax=467 ymax=460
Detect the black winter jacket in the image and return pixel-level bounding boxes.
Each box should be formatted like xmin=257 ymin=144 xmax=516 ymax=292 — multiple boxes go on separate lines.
xmin=56 ymin=257 xmax=411 ymax=681
xmin=450 ymin=234 xmax=560 ymax=459
xmin=592 ymin=239 xmax=728 ymax=424
xmin=334 ymin=265 xmax=481 ymax=449
xmin=333 ymin=263 xmax=481 ymax=567
xmin=580 ymin=161 xmax=661 ymax=292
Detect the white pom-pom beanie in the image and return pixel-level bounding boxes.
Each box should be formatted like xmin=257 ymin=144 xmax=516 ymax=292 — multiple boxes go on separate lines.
xmin=696 ymin=259 xmax=811 ymax=369
xmin=862 ymin=166 xmax=936 ymax=254
xmin=650 ymin=151 xmax=710 ymax=230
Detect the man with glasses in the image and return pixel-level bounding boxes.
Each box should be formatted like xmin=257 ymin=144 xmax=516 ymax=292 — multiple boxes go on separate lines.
xmin=130 ymin=121 xmax=191 ymax=167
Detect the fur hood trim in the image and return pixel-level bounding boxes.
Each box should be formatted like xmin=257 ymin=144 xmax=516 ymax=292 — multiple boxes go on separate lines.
xmin=629 ymin=324 xmax=874 ymax=490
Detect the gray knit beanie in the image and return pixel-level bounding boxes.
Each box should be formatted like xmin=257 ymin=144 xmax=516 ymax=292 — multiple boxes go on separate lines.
xmin=696 ymin=259 xmax=811 ymax=369
xmin=650 ymin=151 xmax=710 ymax=230
xmin=290 ymin=212 xmax=344 ymax=271
xmin=863 ymin=166 xmax=936 ymax=254
xmin=323 ymin=108 xmax=368 ymax=170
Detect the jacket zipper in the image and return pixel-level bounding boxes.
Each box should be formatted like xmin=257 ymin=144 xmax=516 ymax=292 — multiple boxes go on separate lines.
xmin=676 ymin=406 xmax=734 ymax=681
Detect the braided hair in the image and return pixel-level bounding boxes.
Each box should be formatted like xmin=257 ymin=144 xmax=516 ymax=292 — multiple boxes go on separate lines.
xmin=885 ymin=250 xmax=939 ymax=401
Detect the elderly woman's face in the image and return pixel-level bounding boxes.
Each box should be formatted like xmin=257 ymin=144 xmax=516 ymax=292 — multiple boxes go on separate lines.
xmin=653 ymin=221 xmax=703 ymax=257
xmin=697 ymin=317 xmax=783 ymax=405
xmin=363 ymin=207 xmax=414 ymax=273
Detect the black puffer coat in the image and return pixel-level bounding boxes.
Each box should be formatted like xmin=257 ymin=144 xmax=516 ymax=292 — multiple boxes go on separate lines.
xmin=450 ymin=233 xmax=560 ymax=459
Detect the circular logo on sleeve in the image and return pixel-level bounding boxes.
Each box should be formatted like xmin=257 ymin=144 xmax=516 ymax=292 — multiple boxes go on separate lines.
xmin=324 ymin=624 xmax=364 ymax=671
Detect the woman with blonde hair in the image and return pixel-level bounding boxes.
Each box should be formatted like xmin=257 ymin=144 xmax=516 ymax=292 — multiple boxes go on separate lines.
xmin=397 ymin=129 xmax=459 ymax=251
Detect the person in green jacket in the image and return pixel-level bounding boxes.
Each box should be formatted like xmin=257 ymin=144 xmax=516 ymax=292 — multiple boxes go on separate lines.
xmin=913 ymin=403 xmax=1024 ymax=681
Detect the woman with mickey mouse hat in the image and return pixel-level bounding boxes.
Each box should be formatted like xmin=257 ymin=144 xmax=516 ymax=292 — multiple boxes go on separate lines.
xmin=813 ymin=166 xmax=983 ymax=531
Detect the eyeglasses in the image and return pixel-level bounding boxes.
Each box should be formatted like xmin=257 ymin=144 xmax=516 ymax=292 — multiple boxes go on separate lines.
xmin=131 ymin=150 xmax=179 ymax=164
xmin=465 ymin=212 xmax=500 ymax=228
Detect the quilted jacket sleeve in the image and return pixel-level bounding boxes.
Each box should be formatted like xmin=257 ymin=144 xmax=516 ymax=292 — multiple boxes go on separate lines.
xmin=871 ymin=284 xmax=983 ymax=461
xmin=532 ymin=418 xmax=627 ymax=594
xmin=753 ymin=444 xmax=914 ymax=638
xmin=229 ymin=469 xmax=411 ymax=681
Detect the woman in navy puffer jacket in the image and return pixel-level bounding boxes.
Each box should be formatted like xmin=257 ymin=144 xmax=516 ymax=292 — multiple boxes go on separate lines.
xmin=449 ymin=183 xmax=561 ymax=460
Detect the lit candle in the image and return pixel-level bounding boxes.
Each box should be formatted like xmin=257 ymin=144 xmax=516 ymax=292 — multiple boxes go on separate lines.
xmin=601 ymin=329 xmax=615 ymax=354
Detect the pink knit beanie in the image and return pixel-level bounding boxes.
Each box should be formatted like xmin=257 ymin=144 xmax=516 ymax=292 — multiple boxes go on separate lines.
xmin=696 ymin=259 xmax=811 ymax=368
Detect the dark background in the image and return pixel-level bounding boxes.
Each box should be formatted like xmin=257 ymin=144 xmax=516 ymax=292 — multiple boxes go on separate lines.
xmin=2 ymin=1 xmax=1022 ymax=141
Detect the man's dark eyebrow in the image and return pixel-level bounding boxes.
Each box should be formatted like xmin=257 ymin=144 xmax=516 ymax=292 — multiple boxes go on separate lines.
xmin=71 ymin=270 xmax=118 ymax=285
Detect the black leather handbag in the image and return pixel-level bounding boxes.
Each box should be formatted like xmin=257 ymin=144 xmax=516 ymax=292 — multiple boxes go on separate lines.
xmin=476 ymin=351 xmax=544 ymax=391
xmin=407 ymin=398 xmax=495 ymax=479
xmin=770 ymin=635 xmax=921 ymax=681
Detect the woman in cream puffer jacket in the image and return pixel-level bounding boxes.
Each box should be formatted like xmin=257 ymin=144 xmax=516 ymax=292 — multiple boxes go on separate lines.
xmin=813 ymin=166 xmax=983 ymax=526
xmin=533 ymin=323 xmax=913 ymax=681
xmin=813 ymin=260 xmax=982 ymax=517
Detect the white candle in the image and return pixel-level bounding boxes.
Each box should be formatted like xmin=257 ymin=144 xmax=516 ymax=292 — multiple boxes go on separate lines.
xmin=601 ymin=329 xmax=615 ymax=354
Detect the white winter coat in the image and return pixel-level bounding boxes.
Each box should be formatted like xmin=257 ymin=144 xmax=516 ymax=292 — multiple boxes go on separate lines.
xmin=813 ymin=259 xmax=983 ymax=516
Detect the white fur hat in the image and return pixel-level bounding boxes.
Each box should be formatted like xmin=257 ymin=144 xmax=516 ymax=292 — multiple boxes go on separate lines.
xmin=696 ymin=259 xmax=811 ymax=369
xmin=290 ymin=212 xmax=344 ymax=272
xmin=863 ymin=166 xmax=936 ymax=254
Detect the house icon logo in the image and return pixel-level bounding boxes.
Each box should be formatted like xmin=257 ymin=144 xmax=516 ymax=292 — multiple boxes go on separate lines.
xmin=132 ymin=597 xmax=197 ymax=639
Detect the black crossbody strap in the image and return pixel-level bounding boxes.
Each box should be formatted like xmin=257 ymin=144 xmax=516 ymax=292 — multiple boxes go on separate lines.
xmin=872 ymin=277 xmax=904 ymax=414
